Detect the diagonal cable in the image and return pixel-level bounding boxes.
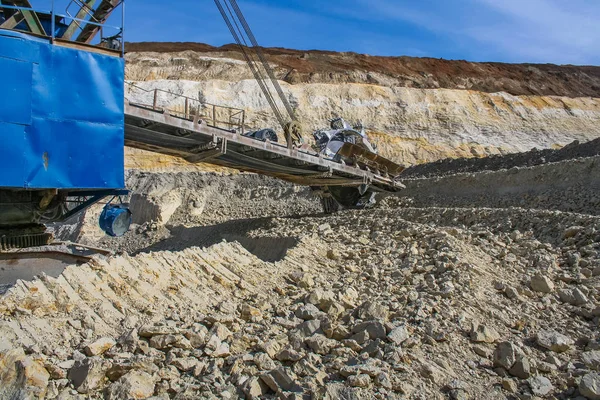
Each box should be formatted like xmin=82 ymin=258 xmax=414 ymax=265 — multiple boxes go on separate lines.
xmin=222 ymin=0 xmax=285 ymax=125
xmin=229 ymin=0 xmax=297 ymax=122
xmin=214 ymin=0 xmax=287 ymax=130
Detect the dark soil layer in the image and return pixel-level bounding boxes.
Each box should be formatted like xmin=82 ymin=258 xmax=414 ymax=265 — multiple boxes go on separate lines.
xmin=125 ymin=42 xmax=600 ymax=98
xmin=400 ymin=138 xmax=600 ymax=179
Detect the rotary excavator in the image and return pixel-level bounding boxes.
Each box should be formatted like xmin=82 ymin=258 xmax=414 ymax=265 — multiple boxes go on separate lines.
xmin=0 ymin=0 xmax=405 ymax=251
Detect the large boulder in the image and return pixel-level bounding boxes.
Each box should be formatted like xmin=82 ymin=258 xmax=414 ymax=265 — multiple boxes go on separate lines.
xmin=104 ymin=370 xmax=157 ymax=400
xmin=0 ymin=348 xmax=50 ymax=400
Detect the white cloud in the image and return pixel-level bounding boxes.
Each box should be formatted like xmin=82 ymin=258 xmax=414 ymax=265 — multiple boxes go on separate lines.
xmin=471 ymin=0 xmax=599 ymax=64
xmin=351 ymin=0 xmax=600 ymax=64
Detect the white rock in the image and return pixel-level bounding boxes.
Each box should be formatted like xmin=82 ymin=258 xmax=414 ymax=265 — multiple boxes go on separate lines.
xmin=105 ymin=370 xmax=156 ymax=400
xmin=388 ymin=325 xmax=410 ymax=345
xmin=493 ymin=342 xmax=518 ymax=370
xmin=530 ymin=274 xmax=554 ymax=293
xmin=84 ymin=337 xmax=116 ymax=356
xmin=470 ymin=325 xmax=500 ymax=343
xmin=528 ymin=376 xmax=553 ymax=396
xmin=536 ymin=330 xmax=574 ymax=353
xmin=583 ymin=351 xmax=600 ymax=371
xmin=580 ymin=372 xmax=600 ymax=400
xmin=68 ymin=358 xmax=106 ymax=394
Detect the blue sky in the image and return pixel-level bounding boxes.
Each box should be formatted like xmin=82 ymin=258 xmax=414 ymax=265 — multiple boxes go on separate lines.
xmin=61 ymin=0 xmax=600 ymax=65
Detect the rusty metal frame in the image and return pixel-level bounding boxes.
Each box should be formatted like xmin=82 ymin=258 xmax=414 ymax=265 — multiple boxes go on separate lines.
xmin=62 ymin=0 xmax=98 ymax=40
xmin=0 ymin=0 xmax=45 ymax=35
xmin=0 ymin=10 xmax=24 ymax=29
xmin=75 ymin=0 xmax=121 ymax=44
xmin=0 ymin=0 xmax=124 ymax=55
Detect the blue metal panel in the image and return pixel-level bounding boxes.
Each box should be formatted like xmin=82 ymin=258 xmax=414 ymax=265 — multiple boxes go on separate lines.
xmin=33 ymin=45 xmax=125 ymax=125
xmin=0 ymin=123 xmax=29 ymax=187
xmin=0 ymin=57 xmax=32 ymax=125
xmin=25 ymin=118 xmax=124 ymax=189
xmin=0 ymin=31 xmax=41 ymax=62
xmin=0 ymin=31 xmax=125 ymax=190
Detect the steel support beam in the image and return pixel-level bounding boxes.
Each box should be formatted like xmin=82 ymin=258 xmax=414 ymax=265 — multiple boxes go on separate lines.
xmin=0 ymin=12 xmax=24 ymax=29
xmin=124 ymin=103 xmax=404 ymax=193
xmin=62 ymin=0 xmax=98 ymax=40
xmin=1 ymin=0 xmax=46 ymax=35
xmin=75 ymin=0 xmax=120 ymax=43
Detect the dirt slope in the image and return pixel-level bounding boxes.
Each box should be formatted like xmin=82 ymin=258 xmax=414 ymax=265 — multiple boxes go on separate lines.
xmin=125 ymin=42 xmax=600 ymax=98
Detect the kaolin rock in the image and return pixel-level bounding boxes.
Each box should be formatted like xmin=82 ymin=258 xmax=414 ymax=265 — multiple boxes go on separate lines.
xmin=348 ymin=374 xmax=371 ymax=388
xmin=240 ymin=304 xmax=262 ymax=321
xmin=582 ymin=351 xmax=600 ymax=371
xmin=0 ymin=348 xmax=50 ymax=400
xmin=470 ymin=325 xmax=500 ymax=343
xmin=528 ymin=376 xmax=554 ymax=396
xmin=276 ymin=347 xmax=303 ymax=362
xmin=558 ymin=288 xmax=589 ymax=306
xmin=171 ymin=357 xmax=200 ymax=372
xmin=104 ymin=370 xmax=156 ymax=400
xmin=149 ymin=334 xmax=178 ymax=350
xmin=243 ymin=376 xmax=270 ymax=399
xmin=305 ymin=289 xmax=335 ymax=309
xmin=138 ymin=324 xmax=179 ymax=338
xmin=260 ymin=367 xmax=302 ymax=393
xmin=536 ymin=330 xmax=574 ymax=353
xmin=295 ymin=304 xmax=321 ymax=320
xmin=388 ymin=325 xmax=410 ymax=345
xmin=305 ymin=334 xmax=337 ymax=355
xmin=356 ymin=301 xmax=389 ymax=321
xmin=84 ymin=337 xmax=116 ymax=356
xmin=493 ymin=342 xmax=518 ymax=370
xmin=509 ymin=357 xmax=532 ymax=379
xmin=530 ymin=274 xmax=554 ymax=293
xmin=579 ymin=372 xmax=600 ymax=400
xmin=68 ymin=357 xmax=107 ymax=394
xmin=353 ymin=321 xmax=387 ymax=340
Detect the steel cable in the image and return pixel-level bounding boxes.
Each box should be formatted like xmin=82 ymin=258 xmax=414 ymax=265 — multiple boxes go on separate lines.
xmin=213 ymin=0 xmax=286 ymax=130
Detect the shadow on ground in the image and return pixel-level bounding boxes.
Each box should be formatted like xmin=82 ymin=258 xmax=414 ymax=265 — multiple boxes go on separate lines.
xmin=135 ymin=217 xmax=299 ymax=263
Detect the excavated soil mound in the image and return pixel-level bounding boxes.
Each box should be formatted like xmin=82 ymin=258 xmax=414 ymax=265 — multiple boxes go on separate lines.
xmin=1 ymin=204 xmax=599 ymax=399
xmin=401 ymin=138 xmax=600 ymax=179
xmin=3 ymin=138 xmax=600 ymax=399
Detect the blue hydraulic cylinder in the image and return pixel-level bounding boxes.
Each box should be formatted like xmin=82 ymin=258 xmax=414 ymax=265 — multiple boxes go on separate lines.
xmin=99 ymin=204 xmax=132 ymax=237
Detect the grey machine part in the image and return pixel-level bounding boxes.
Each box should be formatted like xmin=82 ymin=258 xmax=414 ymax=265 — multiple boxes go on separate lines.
xmin=313 ymin=118 xmax=379 ymax=213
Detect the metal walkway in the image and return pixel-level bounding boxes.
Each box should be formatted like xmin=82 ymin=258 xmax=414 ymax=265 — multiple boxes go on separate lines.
xmin=124 ymin=103 xmax=404 ymax=193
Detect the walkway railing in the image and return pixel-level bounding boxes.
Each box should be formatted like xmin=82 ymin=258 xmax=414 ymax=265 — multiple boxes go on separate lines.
xmin=125 ymin=82 xmax=247 ymax=133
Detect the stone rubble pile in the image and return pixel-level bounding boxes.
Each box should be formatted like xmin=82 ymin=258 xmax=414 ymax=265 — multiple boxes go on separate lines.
xmin=1 ymin=204 xmax=599 ymax=399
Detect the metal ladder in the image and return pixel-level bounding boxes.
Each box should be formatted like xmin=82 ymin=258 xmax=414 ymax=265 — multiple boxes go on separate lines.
xmin=74 ymin=0 xmax=121 ymax=43
xmin=62 ymin=0 xmax=97 ymax=40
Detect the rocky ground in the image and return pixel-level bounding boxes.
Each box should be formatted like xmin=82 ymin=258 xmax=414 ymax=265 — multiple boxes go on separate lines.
xmin=1 ymin=145 xmax=600 ymax=399
xmin=2 ymin=37 xmax=600 ymax=400
xmin=6 ymin=40 xmax=600 ymax=396
xmin=396 ymin=157 xmax=600 ymax=216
